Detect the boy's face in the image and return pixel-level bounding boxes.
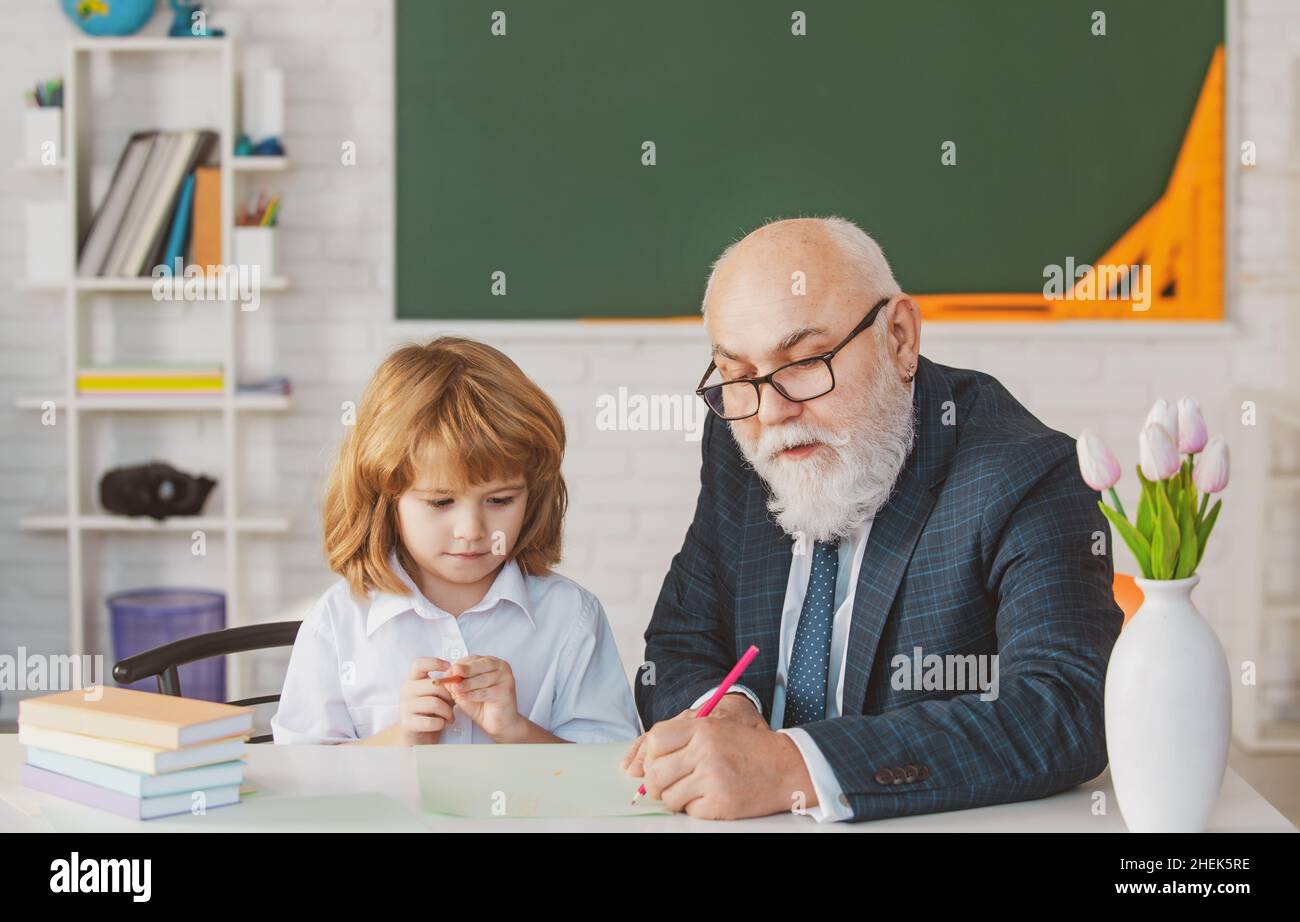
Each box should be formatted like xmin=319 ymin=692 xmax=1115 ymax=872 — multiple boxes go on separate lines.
xmin=395 ymin=470 xmax=529 ymax=594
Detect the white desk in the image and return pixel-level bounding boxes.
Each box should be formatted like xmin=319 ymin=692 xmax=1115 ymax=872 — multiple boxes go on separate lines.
xmin=0 ymin=735 xmax=1293 ymax=832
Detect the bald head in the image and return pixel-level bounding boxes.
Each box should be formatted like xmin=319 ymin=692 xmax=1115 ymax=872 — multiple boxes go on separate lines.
xmin=701 ymin=216 xmax=900 ymax=321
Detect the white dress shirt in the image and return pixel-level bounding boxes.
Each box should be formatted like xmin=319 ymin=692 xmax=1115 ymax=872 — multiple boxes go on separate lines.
xmin=692 ymin=517 xmax=871 ymax=822
xmin=272 ymin=553 xmax=642 ymax=745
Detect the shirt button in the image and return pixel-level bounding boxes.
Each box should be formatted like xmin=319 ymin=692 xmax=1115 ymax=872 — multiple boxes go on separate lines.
xmin=448 ymin=648 xmax=463 ymax=660
xmin=449 ymin=724 xmax=462 ymax=736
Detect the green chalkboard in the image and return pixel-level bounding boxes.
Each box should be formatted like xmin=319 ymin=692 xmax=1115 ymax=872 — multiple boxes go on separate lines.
xmin=395 ymin=0 xmax=1224 ymax=319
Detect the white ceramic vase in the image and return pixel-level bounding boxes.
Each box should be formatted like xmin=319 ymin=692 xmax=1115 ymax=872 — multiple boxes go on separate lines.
xmin=1103 ymin=574 xmax=1231 ymax=832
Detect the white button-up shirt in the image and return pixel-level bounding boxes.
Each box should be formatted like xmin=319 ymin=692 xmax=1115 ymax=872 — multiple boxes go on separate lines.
xmin=272 ymin=554 xmax=642 ymax=745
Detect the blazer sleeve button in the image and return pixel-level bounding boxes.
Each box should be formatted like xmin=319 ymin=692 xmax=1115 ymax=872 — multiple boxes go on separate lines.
xmin=902 ymin=764 xmax=920 ymax=782
xmin=916 ymin=764 xmax=931 ymax=781
xmin=873 ymin=768 xmax=895 ymax=785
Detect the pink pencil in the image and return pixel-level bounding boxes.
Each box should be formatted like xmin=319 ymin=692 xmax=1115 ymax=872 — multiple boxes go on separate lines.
xmin=632 ymin=644 xmax=760 ymax=803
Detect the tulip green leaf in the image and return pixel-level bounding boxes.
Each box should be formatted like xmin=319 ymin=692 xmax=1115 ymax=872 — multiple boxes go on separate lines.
xmin=1167 ymin=469 xmax=1182 ymax=515
xmin=1197 ymin=498 xmax=1222 ymax=565
xmin=1175 ymin=489 xmax=1198 ymax=579
xmin=1150 ymin=482 xmax=1180 ymax=580
xmin=1135 ymin=466 xmax=1155 ymax=540
xmin=1099 ymin=501 xmax=1151 ymax=578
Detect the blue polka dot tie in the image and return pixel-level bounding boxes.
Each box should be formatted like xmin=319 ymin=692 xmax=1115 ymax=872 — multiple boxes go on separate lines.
xmin=783 ymin=539 xmax=839 ymax=728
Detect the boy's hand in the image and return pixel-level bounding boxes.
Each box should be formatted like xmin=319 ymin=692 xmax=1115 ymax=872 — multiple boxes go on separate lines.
xmin=397 ymin=657 xmax=457 ymax=746
xmin=445 ymin=655 xmax=522 ymax=741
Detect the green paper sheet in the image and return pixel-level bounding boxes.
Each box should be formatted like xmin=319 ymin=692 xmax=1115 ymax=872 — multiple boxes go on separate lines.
xmin=416 ymin=742 xmax=669 ymax=818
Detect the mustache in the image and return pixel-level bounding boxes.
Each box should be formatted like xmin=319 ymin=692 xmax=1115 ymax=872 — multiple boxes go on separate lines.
xmin=754 ymin=421 xmax=852 ymax=461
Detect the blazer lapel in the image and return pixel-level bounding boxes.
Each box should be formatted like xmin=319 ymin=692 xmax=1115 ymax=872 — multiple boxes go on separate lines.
xmin=840 ymin=467 xmax=936 ymax=715
xmin=735 ymin=473 xmax=791 ymax=715
xmin=840 ymin=356 xmax=956 ymax=716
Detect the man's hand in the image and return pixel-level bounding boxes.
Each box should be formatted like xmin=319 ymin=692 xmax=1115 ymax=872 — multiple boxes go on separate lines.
xmin=620 ymin=692 xmax=765 ymax=777
xmin=631 ymin=717 xmax=817 ymax=819
xmin=621 ymin=694 xmax=817 ymax=820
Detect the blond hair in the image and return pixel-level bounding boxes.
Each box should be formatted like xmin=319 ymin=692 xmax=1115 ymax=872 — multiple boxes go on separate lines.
xmin=323 ymin=337 xmax=567 ymax=598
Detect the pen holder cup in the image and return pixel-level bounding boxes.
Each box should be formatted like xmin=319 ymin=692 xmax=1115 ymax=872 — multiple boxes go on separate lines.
xmin=25 ymin=107 xmax=63 ymax=165
xmin=233 ymin=226 xmax=277 ymax=278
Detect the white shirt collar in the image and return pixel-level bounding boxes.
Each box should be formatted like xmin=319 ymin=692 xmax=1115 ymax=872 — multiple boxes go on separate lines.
xmin=365 ymin=550 xmax=535 ymax=636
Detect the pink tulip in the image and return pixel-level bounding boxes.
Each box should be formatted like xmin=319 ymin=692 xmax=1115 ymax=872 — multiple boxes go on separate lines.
xmin=1144 ymin=399 xmax=1179 ymax=448
xmin=1177 ymin=397 xmax=1208 ymax=454
xmin=1192 ymin=436 xmax=1230 ymax=493
xmin=1139 ymin=423 xmax=1180 ymax=481
xmin=1076 ymin=429 xmax=1121 ymax=491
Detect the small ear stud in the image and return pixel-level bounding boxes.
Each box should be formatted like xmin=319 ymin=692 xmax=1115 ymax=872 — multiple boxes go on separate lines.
xmin=903 ymin=363 xmax=916 ymax=383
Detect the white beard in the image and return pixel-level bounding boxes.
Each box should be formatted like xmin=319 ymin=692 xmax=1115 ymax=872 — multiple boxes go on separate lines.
xmin=733 ymin=355 xmax=916 ymax=544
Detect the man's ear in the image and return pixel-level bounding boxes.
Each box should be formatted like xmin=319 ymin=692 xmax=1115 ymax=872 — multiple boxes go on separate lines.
xmin=887 ymin=295 xmax=922 ymax=381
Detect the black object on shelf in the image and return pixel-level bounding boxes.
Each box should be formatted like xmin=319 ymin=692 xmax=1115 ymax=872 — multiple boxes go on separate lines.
xmin=99 ymin=461 xmax=216 ymax=520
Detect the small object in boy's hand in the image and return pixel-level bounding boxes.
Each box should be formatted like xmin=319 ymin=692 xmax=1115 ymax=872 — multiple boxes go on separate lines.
xmin=427 ymin=670 xmax=462 ymax=686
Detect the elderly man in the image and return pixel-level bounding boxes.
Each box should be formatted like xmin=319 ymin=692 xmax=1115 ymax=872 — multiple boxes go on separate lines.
xmin=623 ymin=216 xmax=1122 ymax=822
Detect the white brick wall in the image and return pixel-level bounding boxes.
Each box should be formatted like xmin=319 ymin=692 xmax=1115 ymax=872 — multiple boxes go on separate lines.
xmin=2 ymin=1 xmax=1296 ymax=724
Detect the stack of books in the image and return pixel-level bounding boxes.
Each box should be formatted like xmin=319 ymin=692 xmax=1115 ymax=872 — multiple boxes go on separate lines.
xmin=236 ymin=375 xmax=292 ymax=397
xmin=18 ymin=686 xmax=252 ymax=821
xmin=77 ymin=363 xmax=224 ymax=397
xmin=77 ymin=130 xmax=219 ymax=278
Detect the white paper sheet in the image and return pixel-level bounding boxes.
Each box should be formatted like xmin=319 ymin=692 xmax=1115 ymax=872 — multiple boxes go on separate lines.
xmin=416 ymin=742 xmax=669 ymax=818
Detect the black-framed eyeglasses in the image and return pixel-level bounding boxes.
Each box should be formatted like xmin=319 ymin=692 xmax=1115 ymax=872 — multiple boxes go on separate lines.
xmin=695 ymin=296 xmax=891 ymax=421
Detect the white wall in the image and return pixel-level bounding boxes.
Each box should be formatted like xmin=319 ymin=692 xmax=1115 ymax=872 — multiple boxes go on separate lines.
xmin=1 ymin=0 xmax=1296 ymax=727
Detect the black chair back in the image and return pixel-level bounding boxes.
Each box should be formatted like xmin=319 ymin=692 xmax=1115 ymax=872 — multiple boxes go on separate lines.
xmin=112 ymin=621 xmax=302 ymax=744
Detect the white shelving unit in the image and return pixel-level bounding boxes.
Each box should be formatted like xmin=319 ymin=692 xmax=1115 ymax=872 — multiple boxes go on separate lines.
xmin=1231 ymin=387 xmax=1300 ymax=753
xmin=14 ymin=159 xmax=67 ymax=172
xmin=13 ymin=37 xmax=292 ymax=702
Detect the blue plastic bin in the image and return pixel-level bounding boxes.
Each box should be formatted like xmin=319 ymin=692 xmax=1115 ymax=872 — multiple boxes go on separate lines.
xmin=108 ymin=588 xmax=226 ymax=702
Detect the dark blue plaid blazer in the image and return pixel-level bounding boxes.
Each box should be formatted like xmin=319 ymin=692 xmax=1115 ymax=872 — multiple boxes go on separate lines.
xmin=636 ymin=355 xmax=1122 ymax=822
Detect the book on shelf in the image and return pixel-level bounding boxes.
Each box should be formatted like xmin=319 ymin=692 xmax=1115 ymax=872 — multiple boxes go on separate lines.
xmin=236 ymin=375 xmax=292 ymax=396
xmin=160 ymin=172 xmax=197 ymax=273
xmin=191 ymin=165 xmax=222 ymax=271
xmin=76 ymin=363 xmax=224 ymax=395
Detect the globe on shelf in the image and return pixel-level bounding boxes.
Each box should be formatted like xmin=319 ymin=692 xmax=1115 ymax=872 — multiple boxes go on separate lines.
xmin=61 ymin=0 xmax=157 ymax=37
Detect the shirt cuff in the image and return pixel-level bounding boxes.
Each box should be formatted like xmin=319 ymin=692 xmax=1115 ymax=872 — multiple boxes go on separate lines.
xmin=690 ymin=684 xmax=762 ymax=717
xmin=779 ymin=727 xmax=854 ymax=823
